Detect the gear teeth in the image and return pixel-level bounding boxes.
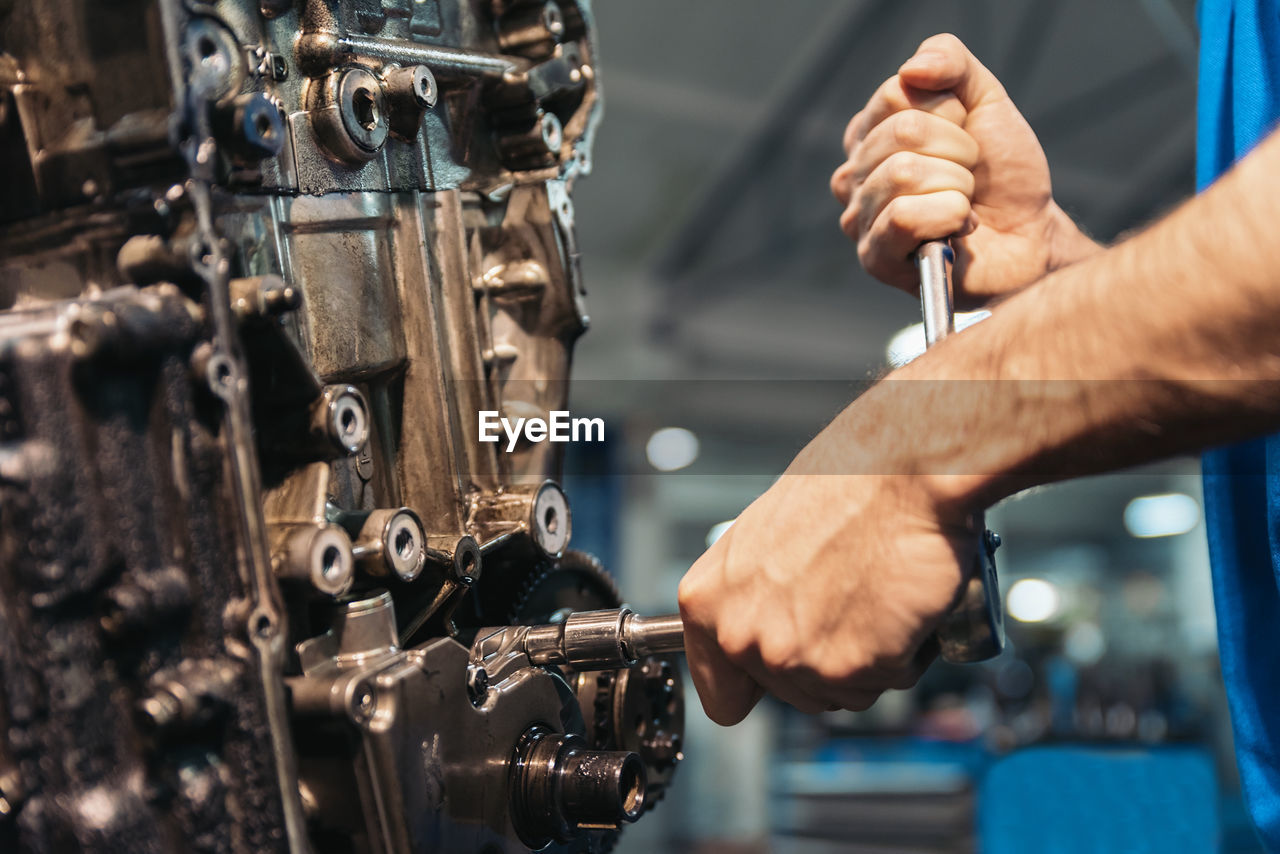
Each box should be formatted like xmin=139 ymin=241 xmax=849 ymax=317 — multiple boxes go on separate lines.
xmin=506 ymin=550 xmax=623 ymax=625
xmin=592 ymin=670 xmax=615 ymax=747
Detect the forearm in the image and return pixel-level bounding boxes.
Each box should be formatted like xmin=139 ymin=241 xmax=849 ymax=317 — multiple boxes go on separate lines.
xmin=798 ymin=129 xmax=1280 ymax=510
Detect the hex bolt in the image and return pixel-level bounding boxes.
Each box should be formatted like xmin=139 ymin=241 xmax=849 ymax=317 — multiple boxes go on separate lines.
xmin=309 ymin=67 xmax=389 ymax=163
xmin=386 ymin=65 xmax=437 ymax=109
xmin=219 ymin=93 xmax=285 ymax=160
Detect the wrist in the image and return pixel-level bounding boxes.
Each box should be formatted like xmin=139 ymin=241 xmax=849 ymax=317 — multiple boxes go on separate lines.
xmin=1044 ymin=201 xmax=1103 ymax=272
xmin=797 ymin=368 xmax=1022 ymax=517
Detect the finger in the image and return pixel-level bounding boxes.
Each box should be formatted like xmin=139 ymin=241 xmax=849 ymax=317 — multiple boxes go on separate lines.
xmin=681 ymin=612 xmax=765 ymax=726
xmin=856 ymin=191 xmax=973 ymax=290
xmin=850 ymin=110 xmax=979 ymax=186
xmin=844 ymin=76 xmax=966 ymax=154
xmin=742 ymin=661 xmax=843 ymax=716
xmin=784 ymin=661 xmax=913 ymax=709
xmin=898 ymin=33 xmax=1007 ymax=111
xmin=846 ymin=152 xmax=976 ymax=240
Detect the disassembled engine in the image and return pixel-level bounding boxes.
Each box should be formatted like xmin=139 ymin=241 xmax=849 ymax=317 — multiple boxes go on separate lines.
xmin=0 ymin=0 xmax=684 ymax=851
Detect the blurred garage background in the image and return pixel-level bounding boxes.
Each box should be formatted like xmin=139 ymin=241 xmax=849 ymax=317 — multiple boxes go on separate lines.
xmin=561 ymin=1 xmax=1244 ymax=851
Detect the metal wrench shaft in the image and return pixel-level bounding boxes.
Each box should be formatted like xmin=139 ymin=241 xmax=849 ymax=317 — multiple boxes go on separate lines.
xmin=521 ymin=608 xmax=685 ymax=670
xmin=914 ymin=240 xmax=1006 ymax=663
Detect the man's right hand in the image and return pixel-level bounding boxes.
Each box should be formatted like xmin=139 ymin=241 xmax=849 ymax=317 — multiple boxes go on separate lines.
xmin=830 ymin=33 xmax=1100 ymax=306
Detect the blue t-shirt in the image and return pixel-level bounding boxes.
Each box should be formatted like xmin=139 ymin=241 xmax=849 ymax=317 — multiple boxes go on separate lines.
xmin=1198 ymin=1 xmax=1280 ymax=847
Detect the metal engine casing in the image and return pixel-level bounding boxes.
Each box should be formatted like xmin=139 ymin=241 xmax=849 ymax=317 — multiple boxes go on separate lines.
xmin=0 ymin=0 xmax=683 ymax=851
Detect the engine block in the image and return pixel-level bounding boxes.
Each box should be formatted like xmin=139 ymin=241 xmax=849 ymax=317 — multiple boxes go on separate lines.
xmin=0 ymin=1 xmax=683 ymax=851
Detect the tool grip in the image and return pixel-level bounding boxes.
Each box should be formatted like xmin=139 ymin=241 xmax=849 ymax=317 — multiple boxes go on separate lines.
xmin=917 ymin=240 xmax=955 ymax=346
xmin=914 ymin=240 xmax=1006 ymax=663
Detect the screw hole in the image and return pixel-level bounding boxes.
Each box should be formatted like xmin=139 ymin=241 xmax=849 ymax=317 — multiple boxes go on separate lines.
xmin=339 ymin=405 xmax=358 ymax=435
xmin=394 ymin=525 xmax=415 ymax=560
xmin=198 ymin=37 xmax=218 ymax=60
xmin=320 ymin=545 xmax=343 ymax=580
xmin=254 ymin=112 xmax=273 ymax=139
xmin=543 ymin=505 xmax=558 ymax=535
xmin=253 ymin=613 xmax=274 ymax=638
xmin=458 ymin=549 xmax=477 ymax=582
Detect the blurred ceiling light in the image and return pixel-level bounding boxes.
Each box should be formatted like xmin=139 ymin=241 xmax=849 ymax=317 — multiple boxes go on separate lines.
xmin=1006 ymin=578 xmax=1061 ymax=623
xmin=885 ymin=310 xmax=991 ymax=368
xmin=706 ymin=520 xmax=735 ymax=548
xmin=1064 ymin=621 xmax=1106 ymax=666
xmin=1123 ymin=492 xmax=1200 ymax=538
xmin=645 ymin=427 xmax=699 ymax=472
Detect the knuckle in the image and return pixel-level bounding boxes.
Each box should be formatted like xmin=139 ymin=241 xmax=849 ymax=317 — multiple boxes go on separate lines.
xmin=814 ymin=657 xmax=856 ymax=684
xmin=925 ymin=32 xmax=965 ymax=55
xmin=839 ymin=205 xmax=860 ymax=241
xmin=717 ymin=626 xmax=756 ymax=665
xmin=872 ymin=651 xmax=913 ymax=673
xmin=676 ymin=575 xmax=701 ymax=612
xmin=941 ymin=191 xmax=972 ymax=225
xmin=883 ymin=198 xmax=917 ymax=235
xmin=856 ymin=238 xmax=877 ymax=272
xmin=842 ymin=112 xmax=862 ymax=152
xmin=891 ymin=112 xmax=925 ymax=149
xmin=884 ymin=151 xmax=920 ymax=190
xmin=758 ymin=635 xmax=799 ymax=672
xmin=830 ymin=162 xmax=855 ymax=202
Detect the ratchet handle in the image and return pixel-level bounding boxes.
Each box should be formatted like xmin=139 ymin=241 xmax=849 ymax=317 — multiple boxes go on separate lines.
xmin=914 ymin=240 xmax=1006 ymax=663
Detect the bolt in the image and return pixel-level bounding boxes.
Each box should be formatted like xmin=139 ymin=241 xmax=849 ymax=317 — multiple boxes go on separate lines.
xmin=225 ymin=92 xmax=284 ymax=160
xmin=262 ymin=285 xmax=300 ymax=314
xmin=351 ymin=682 xmax=377 ymax=722
xmin=138 ymin=690 xmax=182 ymax=731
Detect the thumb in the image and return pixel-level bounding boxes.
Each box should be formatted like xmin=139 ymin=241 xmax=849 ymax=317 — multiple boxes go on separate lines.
xmin=682 ymin=618 xmax=765 ymax=727
xmin=898 ymin=33 xmax=1007 ymax=111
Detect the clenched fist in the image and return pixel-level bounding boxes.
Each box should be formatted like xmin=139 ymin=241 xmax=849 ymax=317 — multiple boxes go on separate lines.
xmin=677 ymin=385 xmax=982 ymax=726
xmin=831 ymin=33 xmax=1100 ymax=305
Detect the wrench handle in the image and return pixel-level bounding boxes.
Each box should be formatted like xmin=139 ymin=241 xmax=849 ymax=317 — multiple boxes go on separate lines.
xmin=917 ymin=240 xmax=956 ymax=347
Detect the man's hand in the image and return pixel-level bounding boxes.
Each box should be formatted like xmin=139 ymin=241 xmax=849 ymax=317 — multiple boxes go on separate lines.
xmin=678 ymin=427 xmax=974 ymax=725
xmin=680 ymin=108 xmax=1280 ymax=730
xmin=831 ymin=33 xmax=1100 ymax=305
